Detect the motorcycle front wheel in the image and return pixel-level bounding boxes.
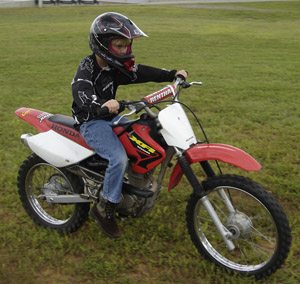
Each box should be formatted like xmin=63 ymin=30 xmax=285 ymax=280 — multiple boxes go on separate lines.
xmin=186 ymin=174 xmax=291 ymax=279
xmin=17 ymin=153 xmax=90 ymax=233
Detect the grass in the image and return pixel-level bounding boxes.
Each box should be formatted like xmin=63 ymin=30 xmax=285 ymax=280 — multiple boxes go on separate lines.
xmin=1 ymin=1 xmax=300 ymax=283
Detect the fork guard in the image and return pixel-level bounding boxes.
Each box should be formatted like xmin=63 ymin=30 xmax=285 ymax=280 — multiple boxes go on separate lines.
xmin=168 ymin=143 xmax=261 ymax=191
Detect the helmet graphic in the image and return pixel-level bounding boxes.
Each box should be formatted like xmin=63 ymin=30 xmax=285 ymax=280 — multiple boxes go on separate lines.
xmin=89 ymin=12 xmax=148 ymax=79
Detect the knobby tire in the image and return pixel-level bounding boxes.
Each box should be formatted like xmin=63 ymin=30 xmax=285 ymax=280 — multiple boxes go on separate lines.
xmin=186 ymin=174 xmax=291 ymax=279
xmin=17 ymin=153 xmax=90 ymax=233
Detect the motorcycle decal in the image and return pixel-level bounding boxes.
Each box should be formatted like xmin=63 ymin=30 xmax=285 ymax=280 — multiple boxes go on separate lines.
xmin=49 ymin=122 xmax=93 ymax=150
xmin=128 ymin=135 xmax=156 ymax=154
xmin=143 ymin=85 xmax=176 ymax=104
xmin=22 ymin=109 xmax=32 ymax=116
xmin=50 ymin=124 xmax=81 ymax=138
xmin=117 ymin=124 xmax=166 ymax=174
xmin=37 ymin=112 xmax=52 ymax=123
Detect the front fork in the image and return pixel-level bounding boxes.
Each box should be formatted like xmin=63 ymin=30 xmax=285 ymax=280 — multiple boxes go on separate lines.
xmin=201 ymin=160 xmax=236 ymax=214
xmin=177 ymin=155 xmax=235 ymax=250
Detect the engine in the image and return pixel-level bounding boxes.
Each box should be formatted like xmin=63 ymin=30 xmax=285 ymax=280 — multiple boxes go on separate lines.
xmin=127 ymin=166 xmax=152 ymax=189
xmin=117 ymin=165 xmax=160 ymax=217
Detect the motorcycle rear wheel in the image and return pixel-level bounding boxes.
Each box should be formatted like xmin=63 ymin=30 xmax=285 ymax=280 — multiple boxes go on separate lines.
xmin=17 ymin=153 xmax=90 ymax=233
xmin=186 ymin=174 xmax=291 ymax=279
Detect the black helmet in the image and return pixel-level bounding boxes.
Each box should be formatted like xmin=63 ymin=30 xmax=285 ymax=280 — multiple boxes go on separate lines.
xmin=89 ymin=12 xmax=148 ymax=79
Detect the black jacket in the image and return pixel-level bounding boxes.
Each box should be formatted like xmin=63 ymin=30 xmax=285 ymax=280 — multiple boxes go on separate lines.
xmin=71 ymin=54 xmax=177 ymax=126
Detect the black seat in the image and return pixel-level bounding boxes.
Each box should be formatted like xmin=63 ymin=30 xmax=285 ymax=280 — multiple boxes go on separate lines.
xmin=48 ymin=114 xmax=77 ymax=129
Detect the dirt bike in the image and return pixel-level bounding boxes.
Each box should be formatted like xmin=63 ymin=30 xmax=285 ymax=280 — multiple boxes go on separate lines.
xmin=15 ymin=76 xmax=291 ymax=279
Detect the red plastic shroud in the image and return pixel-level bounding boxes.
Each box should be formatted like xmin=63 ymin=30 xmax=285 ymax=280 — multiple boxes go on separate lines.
xmin=114 ymin=124 xmax=166 ymax=174
xmin=168 ymin=143 xmax=262 ymax=191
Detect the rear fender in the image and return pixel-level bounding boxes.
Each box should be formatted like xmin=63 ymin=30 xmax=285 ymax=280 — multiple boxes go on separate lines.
xmin=15 ymin=107 xmax=53 ymax=132
xmin=168 ymin=143 xmax=261 ymax=191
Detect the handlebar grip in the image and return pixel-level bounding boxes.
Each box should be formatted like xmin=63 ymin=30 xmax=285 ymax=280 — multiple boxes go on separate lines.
xmin=175 ymin=74 xmax=186 ymax=82
xmin=96 ymin=106 xmax=109 ymax=117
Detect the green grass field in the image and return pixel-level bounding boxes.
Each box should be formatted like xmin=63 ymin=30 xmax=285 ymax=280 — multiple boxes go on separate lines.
xmin=1 ymin=1 xmax=300 ymax=283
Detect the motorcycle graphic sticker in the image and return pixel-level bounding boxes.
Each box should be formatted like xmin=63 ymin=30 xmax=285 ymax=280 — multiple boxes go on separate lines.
xmin=117 ymin=124 xmax=166 ymax=174
xmin=125 ymin=132 xmax=164 ymax=173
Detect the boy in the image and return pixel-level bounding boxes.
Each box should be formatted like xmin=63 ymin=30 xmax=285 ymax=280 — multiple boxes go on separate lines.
xmin=71 ymin=12 xmax=187 ymax=238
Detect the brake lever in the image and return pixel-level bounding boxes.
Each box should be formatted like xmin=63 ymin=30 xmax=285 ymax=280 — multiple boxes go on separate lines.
xmin=113 ymin=107 xmax=136 ymax=125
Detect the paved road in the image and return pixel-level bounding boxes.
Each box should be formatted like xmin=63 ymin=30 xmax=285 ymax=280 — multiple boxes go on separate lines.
xmin=149 ymin=0 xmax=292 ymax=3
xmin=0 ymin=0 xmax=294 ymax=8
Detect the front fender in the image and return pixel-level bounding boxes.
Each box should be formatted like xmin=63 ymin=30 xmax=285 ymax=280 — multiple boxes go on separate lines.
xmin=168 ymin=143 xmax=261 ymax=191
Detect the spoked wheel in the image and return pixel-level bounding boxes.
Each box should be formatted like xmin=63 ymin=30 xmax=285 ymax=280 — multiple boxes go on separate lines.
xmin=17 ymin=154 xmax=89 ymax=233
xmin=186 ymin=174 xmax=291 ymax=279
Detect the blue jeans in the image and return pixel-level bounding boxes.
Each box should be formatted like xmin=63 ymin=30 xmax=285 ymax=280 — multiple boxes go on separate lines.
xmin=80 ymin=116 xmax=128 ymax=203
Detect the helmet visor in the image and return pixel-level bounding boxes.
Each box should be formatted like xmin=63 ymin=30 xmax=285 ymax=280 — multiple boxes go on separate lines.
xmin=97 ymin=13 xmax=148 ymax=39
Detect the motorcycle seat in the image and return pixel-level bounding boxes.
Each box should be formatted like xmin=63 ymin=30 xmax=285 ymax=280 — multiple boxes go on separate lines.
xmin=48 ymin=114 xmax=77 ymax=129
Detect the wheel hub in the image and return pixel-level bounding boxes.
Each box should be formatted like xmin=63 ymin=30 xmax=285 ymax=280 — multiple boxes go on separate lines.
xmin=226 ymin=211 xmax=253 ymax=240
xmin=39 ymin=175 xmax=70 ymax=202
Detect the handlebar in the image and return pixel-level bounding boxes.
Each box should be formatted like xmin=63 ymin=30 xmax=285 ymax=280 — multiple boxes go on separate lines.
xmin=97 ymin=78 xmax=203 ymax=124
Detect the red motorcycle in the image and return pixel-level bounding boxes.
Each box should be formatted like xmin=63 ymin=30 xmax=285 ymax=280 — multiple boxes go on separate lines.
xmin=15 ymin=77 xmax=291 ymax=278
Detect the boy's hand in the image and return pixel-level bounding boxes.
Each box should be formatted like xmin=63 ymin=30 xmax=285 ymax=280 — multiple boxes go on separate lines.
xmin=102 ymin=99 xmax=120 ymax=114
xmin=175 ymin=70 xmax=188 ymax=79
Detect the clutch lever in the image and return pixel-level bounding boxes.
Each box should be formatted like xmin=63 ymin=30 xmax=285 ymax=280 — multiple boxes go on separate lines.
xmin=180 ymin=81 xmax=203 ymax=89
xmin=190 ymin=81 xmax=203 ymax=86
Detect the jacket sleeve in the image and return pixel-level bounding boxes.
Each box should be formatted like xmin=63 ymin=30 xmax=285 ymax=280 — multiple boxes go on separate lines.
xmin=71 ymin=58 xmax=106 ymax=118
xmin=117 ymin=64 xmax=177 ymax=85
xmin=135 ymin=64 xmax=177 ymax=83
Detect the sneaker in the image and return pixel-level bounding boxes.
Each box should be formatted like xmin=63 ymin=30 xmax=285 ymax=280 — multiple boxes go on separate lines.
xmin=90 ymin=198 xmax=120 ymax=238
